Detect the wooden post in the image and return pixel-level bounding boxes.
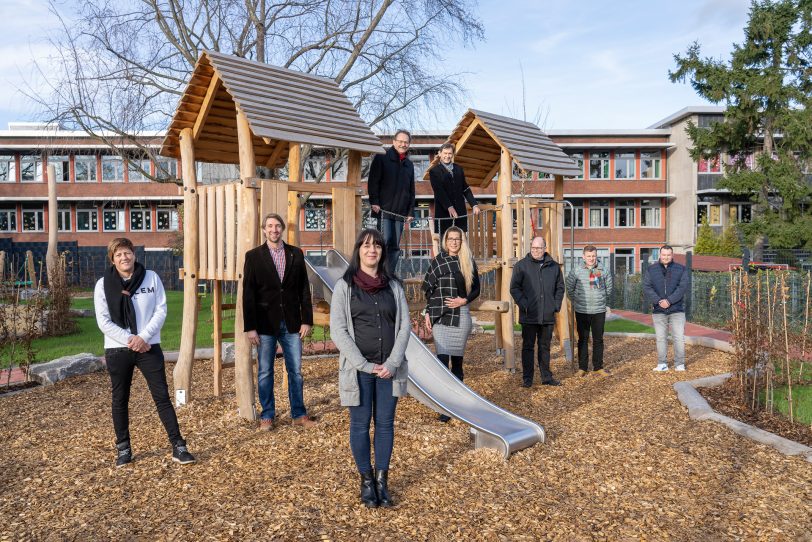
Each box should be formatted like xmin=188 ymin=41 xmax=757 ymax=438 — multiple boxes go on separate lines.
xmin=333 ymin=150 xmax=362 ymax=256
xmin=552 ymin=175 xmax=573 ymax=362
xmin=497 ymin=148 xmax=515 ymax=369
xmin=45 ymin=164 xmax=59 ymax=288
xmin=173 ymin=127 xmax=200 ymax=405
xmin=212 ymin=279 xmax=223 ymax=396
xmin=234 ymin=109 xmax=258 ymax=420
xmin=287 ymin=143 xmax=302 ymax=246
xmin=26 ymin=250 xmax=37 ymax=289
xmin=0 ymin=250 xmax=5 ymax=284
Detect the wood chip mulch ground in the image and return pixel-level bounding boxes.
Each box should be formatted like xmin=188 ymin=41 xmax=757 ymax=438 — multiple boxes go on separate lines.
xmin=700 ymin=378 xmax=812 ymax=447
xmin=1 ymin=335 xmax=811 ymax=541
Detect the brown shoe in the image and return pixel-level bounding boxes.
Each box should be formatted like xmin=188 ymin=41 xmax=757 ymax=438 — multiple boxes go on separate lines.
xmin=292 ymin=415 xmax=317 ymax=428
xmin=595 ymin=369 xmax=611 ymax=377
xmin=258 ymin=418 xmax=275 ymax=432
xmin=576 ymin=369 xmax=588 ymax=377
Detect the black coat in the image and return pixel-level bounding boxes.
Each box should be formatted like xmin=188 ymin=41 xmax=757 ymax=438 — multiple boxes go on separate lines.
xmin=642 ymin=261 xmax=689 ymax=314
xmin=428 ymin=163 xmax=478 ymax=234
xmin=368 ymin=146 xmax=416 ymax=219
xmin=510 ymin=252 xmax=565 ymax=325
xmin=242 ymin=242 xmax=313 ymax=335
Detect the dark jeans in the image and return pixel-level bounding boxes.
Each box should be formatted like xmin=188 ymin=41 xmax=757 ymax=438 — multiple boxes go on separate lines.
xmin=348 ymin=371 xmax=398 ymax=472
xmin=379 ymin=216 xmax=404 ymax=275
xmin=438 ymin=354 xmax=464 ymax=381
xmin=521 ymin=323 xmax=555 ymax=384
xmin=575 ymin=311 xmax=606 ymax=371
xmin=105 ymin=345 xmax=182 ymax=447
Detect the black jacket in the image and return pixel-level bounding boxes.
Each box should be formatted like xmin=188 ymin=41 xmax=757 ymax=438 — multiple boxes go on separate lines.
xmin=429 ymin=163 xmax=478 ymax=233
xmin=368 ymin=146 xmax=416 ymax=219
xmin=642 ymin=261 xmax=689 ymax=314
xmin=510 ymin=252 xmax=565 ymax=325
xmin=242 ymin=242 xmax=313 ymax=335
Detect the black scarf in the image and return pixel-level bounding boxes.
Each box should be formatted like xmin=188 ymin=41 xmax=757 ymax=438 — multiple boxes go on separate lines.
xmin=104 ymin=262 xmax=147 ymax=334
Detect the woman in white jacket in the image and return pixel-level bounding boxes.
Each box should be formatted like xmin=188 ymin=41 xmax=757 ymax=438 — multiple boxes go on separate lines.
xmin=94 ymin=237 xmax=195 ymax=467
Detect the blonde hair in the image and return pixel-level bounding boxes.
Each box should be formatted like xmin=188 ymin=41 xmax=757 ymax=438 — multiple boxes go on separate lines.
xmin=443 ymin=227 xmax=474 ymax=292
xmin=107 ymin=237 xmax=135 ymax=263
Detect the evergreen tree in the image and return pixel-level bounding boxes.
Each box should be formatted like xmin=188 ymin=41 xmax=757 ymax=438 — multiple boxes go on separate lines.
xmin=719 ymin=224 xmax=744 ymax=258
xmin=669 ymin=0 xmax=812 ymax=258
xmin=695 ymin=216 xmax=721 ymax=255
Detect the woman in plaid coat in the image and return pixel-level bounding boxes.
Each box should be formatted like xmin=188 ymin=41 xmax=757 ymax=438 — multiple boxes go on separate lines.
xmin=422 ymin=227 xmax=480 ymax=420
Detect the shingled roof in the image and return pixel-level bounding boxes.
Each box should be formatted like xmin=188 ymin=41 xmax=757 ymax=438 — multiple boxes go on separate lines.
xmin=425 ymin=109 xmax=581 ymax=187
xmin=160 ymin=51 xmax=384 ymax=165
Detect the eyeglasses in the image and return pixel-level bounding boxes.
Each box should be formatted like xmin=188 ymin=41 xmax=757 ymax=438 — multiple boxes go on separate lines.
xmin=530 ymin=246 xmax=545 ymax=250
xmin=394 ymin=139 xmax=410 ymax=144
xmin=447 ymin=237 xmax=462 ymax=243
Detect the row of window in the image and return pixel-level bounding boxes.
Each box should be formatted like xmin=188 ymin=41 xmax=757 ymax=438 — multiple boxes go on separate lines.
xmin=698 ymin=202 xmax=752 ymax=225
xmin=0 ymin=204 xmax=179 ymax=233
xmin=564 ymin=151 xmax=663 ymax=180
xmin=0 ymin=155 xmax=178 ymax=183
xmin=562 ymin=199 xmax=662 ymax=229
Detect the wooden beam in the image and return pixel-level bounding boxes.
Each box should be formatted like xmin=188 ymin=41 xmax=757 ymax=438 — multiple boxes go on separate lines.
xmin=234 ymin=108 xmax=258 ymax=421
xmin=192 ymin=73 xmax=221 ymax=141
xmin=477 ymin=159 xmax=502 ymax=189
xmin=497 ymin=147 xmax=515 ymax=369
xmin=264 ymin=139 xmax=287 ymax=169
xmin=173 ymin=127 xmax=200 ymax=404
xmin=453 ymin=119 xmax=486 ymax=157
xmin=287 ymin=143 xmax=301 ymax=246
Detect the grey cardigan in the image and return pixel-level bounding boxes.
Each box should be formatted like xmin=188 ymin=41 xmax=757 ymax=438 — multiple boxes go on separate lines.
xmin=330 ymin=278 xmax=410 ymax=406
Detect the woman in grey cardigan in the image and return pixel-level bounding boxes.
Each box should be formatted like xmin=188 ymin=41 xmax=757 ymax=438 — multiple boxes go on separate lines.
xmin=330 ymin=229 xmax=410 ymax=508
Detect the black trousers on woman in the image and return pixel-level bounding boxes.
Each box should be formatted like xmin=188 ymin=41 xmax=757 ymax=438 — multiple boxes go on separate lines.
xmin=105 ymin=345 xmax=182 ymax=447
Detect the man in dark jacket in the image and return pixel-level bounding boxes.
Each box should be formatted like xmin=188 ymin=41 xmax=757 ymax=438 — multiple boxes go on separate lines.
xmin=243 ymin=213 xmax=317 ymax=430
xmin=510 ymin=236 xmax=565 ymax=387
xmin=642 ymin=245 xmax=689 ymax=372
xmin=368 ymin=129 xmax=416 ymax=274
xmin=428 ymin=143 xmax=479 ymax=238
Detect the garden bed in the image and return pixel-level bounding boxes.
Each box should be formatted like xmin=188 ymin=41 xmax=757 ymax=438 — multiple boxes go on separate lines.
xmin=1 ymin=335 xmax=810 ymax=540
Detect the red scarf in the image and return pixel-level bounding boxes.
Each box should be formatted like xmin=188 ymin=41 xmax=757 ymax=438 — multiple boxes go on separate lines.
xmin=398 ymin=152 xmax=407 ymax=161
xmin=353 ymin=269 xmax=389 ymax=294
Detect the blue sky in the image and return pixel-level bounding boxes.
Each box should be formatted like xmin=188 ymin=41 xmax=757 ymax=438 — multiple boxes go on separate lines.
xmin=0 ymin=0 xmax=750 ymax=132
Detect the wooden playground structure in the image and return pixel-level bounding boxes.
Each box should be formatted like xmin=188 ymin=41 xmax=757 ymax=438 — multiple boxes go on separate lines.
xmin=161 ymin=52 xmax=580 ymax=421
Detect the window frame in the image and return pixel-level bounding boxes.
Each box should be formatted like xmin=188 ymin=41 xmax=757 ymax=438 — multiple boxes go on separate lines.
xmin=0 ymin=156 xmax=17 ymax=182
xmin=0 ymin=207 xmax=17 ymax=232
xmin=20 ymin=155 xmax=43 ymax=183
xmin=76 ymin=207 xmax=99 ymax=231
xmin=101 ymin=156 xmax=125 ymax=182
xmin=156 ymin=207 xmax=179 ymax=231
xmin=410 ymin=204 xmax=431 ymax=230
xmin=127 ymin=159 xmax=151 ymax=182
xmin=588 ymin=152 xmax=610 ymax=180
xmin=588 ymin=200 xmax=610 ymax=228
xmin=640 ymin=199 xmax=662 ymax=228
xmin=614 ymin=152 xmax=635 ymax=180
xmin=304 ymin=201 xmax=329 ymax=231
xmin=21 ymin=205 xmax=45 ymax=232
xmin=57 ymin=205 xmax=72 ymax=232
xmin=103 ymin=204 xmax=126 ymax=232
xmin=614 ymin=199 xmax=636 ymax=228
xmin=563 ymin=202 xmax=584 ymax=228
xmin=640 ymin=151 xmax=662 ymax=179
xmin=568 ymin=152 xmax=584 ymax=180
xmin=48 ymin=156 xmax=71 ymax=183
xmin=74 ymin=156 xmax=98 ymax=182
xmin=697 ymin=202 xmax=722 ymax=226
xmin=129 ymin=204 xmax=152 ymax=231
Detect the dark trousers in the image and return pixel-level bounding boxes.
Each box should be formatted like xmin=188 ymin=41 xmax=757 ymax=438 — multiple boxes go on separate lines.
xmin=521 ymin=323 xmax=555 ymax=384
xmin=348 ymin=371 xmax=398 ymax=472
xmin=105 ymin=345 xmax=182 ymax=447
xmin=437 ymin=354 xmax=464 ymax=381
xmin=575 ymin=311 xmax=606 ymax=371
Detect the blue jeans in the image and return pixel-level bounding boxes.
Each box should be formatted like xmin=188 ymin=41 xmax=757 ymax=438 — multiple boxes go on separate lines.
xmin=379 ymin=216 xmax=404 ymax=275
xmin=349 ymin=371 xmax=398 ymax=472
xmin=652 ymin=312 xmax=686 ymax=367
xmin=257 ymin=321 xmax=307 ymax=420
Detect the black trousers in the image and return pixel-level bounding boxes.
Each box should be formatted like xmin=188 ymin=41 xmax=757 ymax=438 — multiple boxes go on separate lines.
xmin=437 ymin=354 xmax=464 ymax=381
xmin=575 ymin=311 xmax=606 ymax=371
xmin=521 ymin=323 xmax=555 ymax=384
xmin=105 ymin=345 xmax=182 ymax=447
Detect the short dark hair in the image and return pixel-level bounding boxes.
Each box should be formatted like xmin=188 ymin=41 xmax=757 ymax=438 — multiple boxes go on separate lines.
xmin=107 ymin=237 xmax=135 ymax=263
xmin=393 ymin=129 xmax=411 ymax=142
xmin=439 ymin=142 xmax=455 ymax=154
xmin=583 ymin=245 xmax=597 ymax=254
xmin=660 ymin=244 xmax=674 ymax=252
xmin=263 ymin=213 xmax=286 ymax=231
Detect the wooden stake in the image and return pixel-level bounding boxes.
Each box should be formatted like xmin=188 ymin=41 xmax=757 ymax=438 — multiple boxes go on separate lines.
xmin=45 ymin=164 xmax=59 ymax=289
xmin=497 ymin=148 xmax=515 ymax=369
xmin=212 ymin=279 xmax=223 ymax=396
xmin=287 ymin=143 xmax=302 ymax=246
xmin=173 ymin=127 xmax=200 ymax=404
xmin=234 ymin=108 xmax=258 ymax=421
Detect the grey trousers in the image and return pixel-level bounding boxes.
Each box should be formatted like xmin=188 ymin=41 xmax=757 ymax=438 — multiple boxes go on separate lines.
xmin=652 ymin=312 xmax=686 ymax=367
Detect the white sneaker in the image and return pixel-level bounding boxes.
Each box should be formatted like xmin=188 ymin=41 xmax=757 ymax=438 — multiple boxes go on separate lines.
xmin=675 ymin=364 xmax=686 ymax=372
xmin=653 ymin=364 xmax=669 ymax=372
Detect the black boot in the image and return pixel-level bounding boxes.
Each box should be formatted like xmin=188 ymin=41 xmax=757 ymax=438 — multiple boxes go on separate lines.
xmin=115 ymin=440 xmax=132 ymax=468
xmin=375 ymin=469 xmax=393 ymax=508
xmin=359 ymin=469 xmax=378 ymax=508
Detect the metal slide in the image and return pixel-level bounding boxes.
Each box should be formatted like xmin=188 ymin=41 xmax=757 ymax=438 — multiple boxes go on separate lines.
xmin=306 ymin=250 xmax=545 ymax=459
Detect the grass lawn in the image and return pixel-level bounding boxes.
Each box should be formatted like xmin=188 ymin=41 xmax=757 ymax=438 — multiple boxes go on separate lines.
xmin=25 ymin=291 xmax=328 ymax=363
xmin=480 ymin=318 xmax=654 ymax=334
xmin=763 ymin=384 xmax=812 ymax=425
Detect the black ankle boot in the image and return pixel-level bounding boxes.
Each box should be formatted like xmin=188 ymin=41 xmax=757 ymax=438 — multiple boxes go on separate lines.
xmin=375 ymin=469 xmax=393 ymax=507
xmin=359 ymin=469 xmax=378 ymax=508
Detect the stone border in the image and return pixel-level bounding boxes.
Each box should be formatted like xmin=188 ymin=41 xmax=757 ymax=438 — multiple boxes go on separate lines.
xmin=674 ymin=374 xmax=812 ymax=463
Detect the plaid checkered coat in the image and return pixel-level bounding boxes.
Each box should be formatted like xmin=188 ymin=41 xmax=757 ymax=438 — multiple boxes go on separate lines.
xmin=422 ymin=252 xmax=480 ymax=326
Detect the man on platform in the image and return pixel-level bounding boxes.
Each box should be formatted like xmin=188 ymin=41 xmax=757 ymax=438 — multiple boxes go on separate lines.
xmin=510 ymin=236 xmax=565 ymax=388
xmin=243 ymin=213 xmax=317 ymax=430
xmin=428 ymin=142 xmax=480 ymax=239
xmin=367 ymin=129 xmax=416 ymax=275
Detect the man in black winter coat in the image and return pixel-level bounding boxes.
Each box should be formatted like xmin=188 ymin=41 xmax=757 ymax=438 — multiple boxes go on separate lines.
xmin=367 ymin=129 xmax=416 ymax=275
xmin=510 ymin=236 xmax=565 ymax=387
xmin=428 ymin=143 xmax=479 ymax=238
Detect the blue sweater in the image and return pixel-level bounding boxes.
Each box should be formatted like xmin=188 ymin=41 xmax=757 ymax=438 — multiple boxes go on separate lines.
xmin=642 ymin=261 xmax=689 ymax=314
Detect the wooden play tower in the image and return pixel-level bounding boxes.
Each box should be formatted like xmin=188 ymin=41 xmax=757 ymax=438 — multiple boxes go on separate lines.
xmin=159 ymin=51 xmax=383 ymax=420
xmin=160 ymin=52 xmax=580 ymax=420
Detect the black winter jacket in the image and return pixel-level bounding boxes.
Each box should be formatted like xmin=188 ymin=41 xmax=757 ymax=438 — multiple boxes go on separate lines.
xmin=642 ymin=261 xmax=689 ymax=314
xmin=367 ymin=146 xmax=416 ymax=219
xmin=510 ymin=252 xmax=565 ymax=324
xmin=242 ymin=242 xmax=314 ymax=335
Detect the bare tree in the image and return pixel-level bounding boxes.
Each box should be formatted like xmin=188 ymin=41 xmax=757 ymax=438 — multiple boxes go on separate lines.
xmin=27 ymin=0 xmax=484 ymax=178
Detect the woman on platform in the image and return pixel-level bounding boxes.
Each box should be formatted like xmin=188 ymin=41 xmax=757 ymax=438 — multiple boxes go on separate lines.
xmin=422 ymin=226 xmax=480 ymax=421
xmin=330 ymin=229 xmax=410 ymax=508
